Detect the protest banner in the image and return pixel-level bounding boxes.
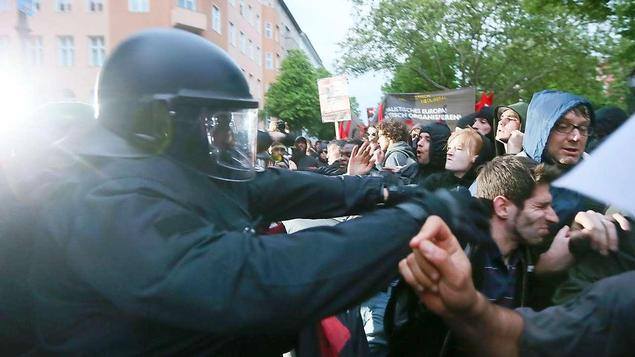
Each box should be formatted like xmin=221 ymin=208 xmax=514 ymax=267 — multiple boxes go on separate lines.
xmin=380 ymin=87 xmax=475 ymax=129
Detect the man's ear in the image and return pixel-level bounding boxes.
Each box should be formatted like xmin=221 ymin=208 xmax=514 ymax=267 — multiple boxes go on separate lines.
xmin=470 ymin=154 xmax=479 ymax=164
xmin=492 ymin=195 xmax=512 ymax=219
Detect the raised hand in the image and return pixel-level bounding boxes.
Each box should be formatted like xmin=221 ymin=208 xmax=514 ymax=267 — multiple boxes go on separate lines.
xmin=346 ymin=141 xmax=376 ymax=175
xmin=399 ymin=216 xmax=478 ymax=319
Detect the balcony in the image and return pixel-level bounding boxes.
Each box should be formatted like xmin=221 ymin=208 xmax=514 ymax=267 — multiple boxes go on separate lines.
xmin=171 ymin=7 xmax=206 ymax=33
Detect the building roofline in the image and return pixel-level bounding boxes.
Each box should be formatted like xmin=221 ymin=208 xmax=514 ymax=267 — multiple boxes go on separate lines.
xmin=278 ymin=0 xmax=324 ymax=68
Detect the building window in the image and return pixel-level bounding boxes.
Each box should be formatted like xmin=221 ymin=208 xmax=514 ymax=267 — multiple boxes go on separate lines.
xmin=256 ymin=46 xmax=261 ymax=65
xmin=56 ymin=0 xmax=72 ymax=12
xmin=88 ymin=0 xmax=104 ymax=12
xmin=239 ymin=32 xmax=246 ymax=54
xmin=211 ymin=6 xmax=221 ymax=33
xmin=248 ymin=39 xmax=254 ymax=60
xmin=178 ymin=0 xmax=196 ymax=11
xmin=229 ymin=22 xmax=236 ymax=47
xmin=89 ymin=36 xmax=106 ymax=67
xmin=239 ymin=0 xmax=244 ymax=15
xmin=26 ymin=36 xmax=44 ymax=66
xmin=129 ymin=0 xmax=149 ymax=12
xmin=265 ymin=52 xmax=273 ymax=69
xmin=275 ymin=52 xmax=280 ymax=69
xmin=256 ymin=14 xmax=261 ymax=33
xmin=275 ymin=25 xmax=279 ymax=42
xmin=229 ymin=0 xmax=235 ymax=6
xmin=58 ymin=36 xmax=74 ymax=67
xmin=264 ymin=22 xmax=272 ymax=39
xmin=34 ymin=0 xmax=41 ymax=11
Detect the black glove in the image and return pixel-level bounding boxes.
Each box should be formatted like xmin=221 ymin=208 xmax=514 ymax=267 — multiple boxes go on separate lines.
xmin=391 ymin=186 xmax=491 ymax=247
xmin=384 ymin=184 xmax=425 ymax=206
xmin=429 ymin=189 xmax=491 ymax=247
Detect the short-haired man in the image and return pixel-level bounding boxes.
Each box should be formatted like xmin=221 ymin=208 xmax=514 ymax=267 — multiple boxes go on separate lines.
xmin=387 ymin=156 xmax=560 ymax=356
xmin=313 ymin=140 xmax=347 ymax=176
xmin=399 ymin=217 xmax=635 ymax=357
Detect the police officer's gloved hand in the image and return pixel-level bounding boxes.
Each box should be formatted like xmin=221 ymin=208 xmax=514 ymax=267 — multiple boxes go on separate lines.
xmin=390 ymin=186 xmax=491 ymax=247
xmin=384 ymin=184 xmax=425 ymax=206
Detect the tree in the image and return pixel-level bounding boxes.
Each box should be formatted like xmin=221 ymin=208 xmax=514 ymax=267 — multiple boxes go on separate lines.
xmin=339 ymin=0 xmax=628 ymax=107
xmin=521 ymin=0 xmax=635 ymax=108
xmin=265 ymin=50 xmax=334 ymax=139
xmin=350 ymin=96 xmax=361 ymax=118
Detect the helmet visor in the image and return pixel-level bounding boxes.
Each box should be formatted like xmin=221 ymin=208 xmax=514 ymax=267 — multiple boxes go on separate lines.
xmin=202 ymin=108 xmax=258 ymax=181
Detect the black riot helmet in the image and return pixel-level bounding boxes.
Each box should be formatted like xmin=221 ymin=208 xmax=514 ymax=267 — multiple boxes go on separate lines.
xmin=96 ymin=28 xmax=259 ymax=181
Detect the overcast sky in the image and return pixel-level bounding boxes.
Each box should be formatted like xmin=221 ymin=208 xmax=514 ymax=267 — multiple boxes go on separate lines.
xmin=283 ymin=0 xmax=387 ymax=117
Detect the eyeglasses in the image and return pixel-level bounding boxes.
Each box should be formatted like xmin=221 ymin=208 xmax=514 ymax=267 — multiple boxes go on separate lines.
xmin=553 ymin=121 xmax=591 ymax=136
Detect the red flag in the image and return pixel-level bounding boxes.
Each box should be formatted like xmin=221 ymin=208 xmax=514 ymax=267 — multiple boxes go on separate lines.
xmin=475 ymin=91 xmax=494 ymax=111
xmin=338 ymin=121 xmax=352 ymax=139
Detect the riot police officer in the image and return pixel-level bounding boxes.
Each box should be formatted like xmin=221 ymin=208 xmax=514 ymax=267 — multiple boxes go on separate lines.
xmin=19 ymin=29 xmax=486 ymax=354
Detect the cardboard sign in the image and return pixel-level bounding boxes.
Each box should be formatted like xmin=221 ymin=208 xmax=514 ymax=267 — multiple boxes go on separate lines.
xmin=318 ymin=75 xmax=351 ymax=123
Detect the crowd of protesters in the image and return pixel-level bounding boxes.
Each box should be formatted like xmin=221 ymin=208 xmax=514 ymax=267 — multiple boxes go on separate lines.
xmin=254 ymin=89 xmax=634 ymax=357
xmin=0 ymin=28 xmax=634 ymax=357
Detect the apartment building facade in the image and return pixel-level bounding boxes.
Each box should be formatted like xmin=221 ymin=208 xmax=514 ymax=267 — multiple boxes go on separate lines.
xmin=0 ymin=0 xmax=322 ymax=107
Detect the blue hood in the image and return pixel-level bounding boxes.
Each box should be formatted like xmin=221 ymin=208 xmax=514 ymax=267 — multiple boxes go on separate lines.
xmin=523 ymin=90 xmax=594 ymax=162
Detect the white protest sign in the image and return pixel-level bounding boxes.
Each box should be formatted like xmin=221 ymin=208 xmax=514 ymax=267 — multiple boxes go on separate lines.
xmin=318 ymin=75 xmax=351 ymax=123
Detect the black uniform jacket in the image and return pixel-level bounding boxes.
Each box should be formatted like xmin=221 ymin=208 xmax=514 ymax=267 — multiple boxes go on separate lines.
xmin=17 ymin=125 xmax=426 ymax=355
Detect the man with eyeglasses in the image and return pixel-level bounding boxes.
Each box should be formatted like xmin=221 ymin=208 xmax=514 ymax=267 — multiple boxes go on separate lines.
xmin=519 ymin=90 xmax=627 ymax=310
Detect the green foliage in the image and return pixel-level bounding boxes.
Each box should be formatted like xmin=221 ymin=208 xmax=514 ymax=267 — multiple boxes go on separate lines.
xmin=339 ymin=0 xmax=633 ymax=109
xmin=265 ymin=50 xmax=334 ymax=139
xmin=350 ymin=96 xmax=361 ymax=118
xmin=522 ymin=0 xmax=635 ymax=108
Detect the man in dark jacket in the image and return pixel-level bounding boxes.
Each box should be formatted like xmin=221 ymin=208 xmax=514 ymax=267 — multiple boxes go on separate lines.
xmin=291 ymin=136 xmax=318 ymax=171
xmin=2 ymin=29 xmax=488 ymax=355
xmin=386 ymin=156 xmax=560 ymax=356
xmin=400 ymin=122 xmax=451 ymax=185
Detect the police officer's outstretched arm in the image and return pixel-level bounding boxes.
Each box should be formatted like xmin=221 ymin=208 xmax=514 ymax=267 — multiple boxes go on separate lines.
xmin=60 ymin=177 xmax=415 ymax=335
xmin=246 ymin=168 xmax=385 ymax=222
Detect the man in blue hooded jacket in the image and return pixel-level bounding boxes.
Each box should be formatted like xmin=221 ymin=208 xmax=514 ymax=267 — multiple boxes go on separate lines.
xmin=519 ymin=90 xmax=622 ymax=308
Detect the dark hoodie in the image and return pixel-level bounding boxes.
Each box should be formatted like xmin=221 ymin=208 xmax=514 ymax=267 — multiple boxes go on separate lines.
xmin=458 ymin=108 xmax=495 ymax=165
xmin=586 ymin=106 xmax=628 ymax=152
xmin=399 ymin=122 xmax=450 ymax=185
xmin=493 ymin=101 xmax=529 ymax=156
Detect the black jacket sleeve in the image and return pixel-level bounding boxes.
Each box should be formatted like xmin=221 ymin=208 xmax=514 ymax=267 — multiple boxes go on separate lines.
xmin=64 ymin=178 xmax=422 ymax=336
xmin=246 ymin=168 xmax=384 ymax=222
